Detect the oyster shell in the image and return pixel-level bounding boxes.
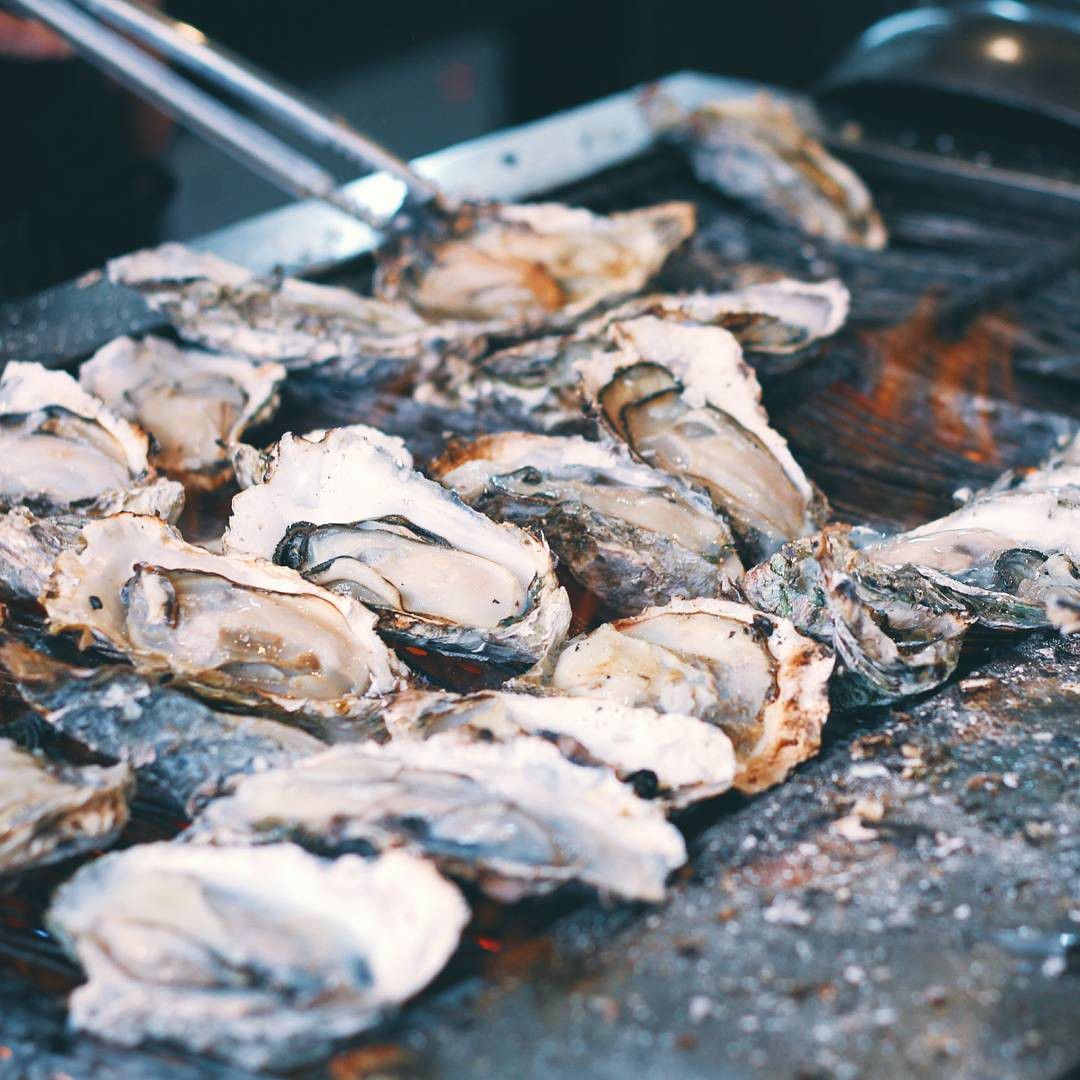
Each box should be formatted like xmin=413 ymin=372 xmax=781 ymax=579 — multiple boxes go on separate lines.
xmin=0 ymin=507 xmax=82 ymax=605
xmin=48 ymin=843 xmax=468 ymax=1072
xmin=432 ymin=431 xmax=742 ymax=615
xmin=382 ymin=688 xmax=736 ymax=809
xmin=545 ymin=598 xmax=833 ymax=794
xmin=375 ymin=201 xmax=696 ymax=334
xmin=0 ymin=362 xmax=183 ymax=521
xmin=108 ymin=243 xmax=457 ymax=377
xmin=186 ymin=734 xmax=687 ymax=902
xmin=79 ymin=335 xmax=284 ymax=490
xmin=43 ymin=514 xmax=402 ymax=719
xmin=224 ymin=427 xmax=571 ymax=685
xmin=577 ymin=316 xmax=826 ymax=562
xmin=1 ymin=638 xmax=324 ymax=816
xmin=647 ymin=92 xmax=886 ymax=249
xmin=0 ymin=738 xmax=131 ymax=876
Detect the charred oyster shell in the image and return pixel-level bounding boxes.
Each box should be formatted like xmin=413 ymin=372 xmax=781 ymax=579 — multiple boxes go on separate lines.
xmin=432 ymin=431 xmax=742 ymax=615
xmin=0 ymin=738 xmax=131 ymax=876
xmin=48 ymin=843 xmax=468 ymax=1072
xmin=578 ymin=316 xmax=826 ymax=562
xmin=43 ymin=513 xmax=402 ymax=720
xmin=79 ymin=335 xmax=284 ymax=491
xmin=375 ymin=200 xmax=696 ymax=334
xmin=186 ymin=734 xmax=687 ymax=902
xmin=647 ymin=92 xmax=886 ymax=249
xmin=382 ymin=688 xmax=737 ymax=809
xmin=545 ymin=598 xmax=833 ymax=794
xmin=224 ymin=427 xmax=571 ymax=686
xmin=0 ymin=362 xmax=183 ymax=522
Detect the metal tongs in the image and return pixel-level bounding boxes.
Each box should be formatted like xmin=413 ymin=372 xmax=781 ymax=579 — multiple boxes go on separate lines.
xmin=4 ymin=0 xmax=445 ymax=229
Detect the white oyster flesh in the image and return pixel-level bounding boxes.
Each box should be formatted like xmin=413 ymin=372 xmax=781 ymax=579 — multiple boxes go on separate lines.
xmin=375 ymin=201 xmax=696 ymax=334
xmin=383 ymin=688 xmax=736 ymax=809
xmin=80 ymin=336 xmax=284 ymax=489
xmin=47 ymin=843 xmax=467 ymax=1072
xmin=577 ymin=316 xmax=823 ymax=561
xmin=44 ymin=514 xmax=401 ymax=718
xmin=186 ymin=734 xmax=687 ymax=902
xmin=0 ymin=362 xmax=183 ymax=521
xmin=0 ymin=738 xmax=131 ymax=876
xmin=107 ymin=243 xmax=453 ymax=375
xmin=433 ymin=431 xmax=742 ymax=613
xmin=548 ymin=598 xmax=833 ymax=794
xmin=225 ymin=428 xmax=571 ymax=680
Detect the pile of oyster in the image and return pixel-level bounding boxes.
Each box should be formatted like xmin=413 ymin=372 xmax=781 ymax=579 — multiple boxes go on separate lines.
xmin=1 ymin=103 xmax=1077 ymax=1074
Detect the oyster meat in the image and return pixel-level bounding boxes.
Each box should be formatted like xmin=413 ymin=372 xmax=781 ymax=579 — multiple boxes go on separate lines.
xmin=48 ymin=843 xmax=468 ymax=1071
xmin=1 ymin=638 xmax=324 ymax=816
xmin=79 ymin=335 xmax=285 ymax=490
xmin=0 ymin=362 xmax=183 ymax=521
xmin=0 ymin=507 xmax=82 ymax=605
xmin=108 ymin=243 xmax=458 ymax=378
xmin=383 ymin=688 xmax=736 ymax=809
xmin=187 ymin=734 xmax=687 ymax=902
xmin=578 ymin=315 xmax=826 ymax=561
xmin=432 ymin=431 xmax=742 ymax=615
xmin=43 ymin=514 xmax=402 ymax=719
xmin=647 ymin=92 xmax=886 ymax=249
xmin=224 ymin=427 xmax=571 ymax=685
xmin=0 ymin=738 xmax=131 ymax=876
xmin=375 ymin=201 xmax=696 ymax=334
xmin=545 ymin=598 xmax=833 ymax=794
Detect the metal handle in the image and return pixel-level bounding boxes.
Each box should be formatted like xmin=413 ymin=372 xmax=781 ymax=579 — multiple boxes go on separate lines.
xmin=4 ymin=0 xmax=385 ymax=227
xmin=68 ymin=0 xmax=442 ymax=206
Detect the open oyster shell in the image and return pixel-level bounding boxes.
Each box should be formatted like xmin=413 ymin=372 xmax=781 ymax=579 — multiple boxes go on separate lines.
xmin=48 ymin=843 xmax=468 ymax=1072
xmin=186 ymin=734 xmax=687 ymax=902
xmin=1 ymin=638 xmax=325 ymax=817
xmin=577 ymin=316 xmax=826 ymax=562
xmin=647 ymin=92 xmax=886 ymax=249
xmin=224 ymin=427 xmax=571 ymax=686
xmin=43 ymin=513 xmax=402 ymax=720
xmin=432 ymin=431 xmax=742 ymax=615
xmin=375 ymin=200 xmax=695 ymax=335
xmin=544 ymin=598 xmax=833 ymax=794
xmin=0 ymin=362 xmax=183 ymax=522
xmin=382 ymin=688 xmax=736 ymax=809
xmin=0 ymin=738 xmax=131 ymax=877
xmin=79 ymin=335 xmax=284 ymax=491
xmin=107 ymin=243 xmax=463 ymax=378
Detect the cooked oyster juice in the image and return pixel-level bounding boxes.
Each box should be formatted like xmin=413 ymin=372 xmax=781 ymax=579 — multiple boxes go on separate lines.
xmin=43 ymin=514 xmax=401 ymax=718
xmin=187 ymin=734 xmax=687 ymax=902
xmin=547 ymin=598 xmax=833 ymax=793
xmin=578 ymin=316 xmax=824 ymax=562
xmin=48 ymin=843 xmax=468 ymax=1071
xmin=0 ymin=738 xmax=132 ymax=876
xmin=225 ymin=427 xmax=571 ymax=684
xmin=0 ymin=361 xmax=183 ymax=521
xmin=433 ymin=431 xmax=742 ymax=614
xmin=80 ymin=335 xmax=285 ymax=490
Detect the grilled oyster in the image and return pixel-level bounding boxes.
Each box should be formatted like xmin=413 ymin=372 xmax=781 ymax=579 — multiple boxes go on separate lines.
xmin=0 ymin=738 xmax=131 ymax=876
xmin=224 ymin=427 xmax=571 ymax=686
xmin=375 ymin=201 xmax=696 ymax=334
xmin=0 ymin=362 xmax=183 ymax=521
xmin=432 ymin=431 xmax=742 ymax=615
xmin=43 ymin=514 xmax=402 ymax=720
xmin=187 ymin=734 xmax=687 ymax=902
xmin=79 ymin=335 xmax=284 ymax=490
xmin=647 ymin=92 xmax=886 ymax=249
xmin=578 ymin=316 xmax=826 ymax=562
xmin=0 ymin=508 xmax=82 ymax=605
xmin=48 ymin=844 xmax=467 ymax=1072
xmin=382 ymin=688 xmax=736 ymax=809
xmin=108 ymin=243 xmax=459 ymax=378
xmin=545 ymin=598 xmax=833 ymax=794
xmin=1 ymin=638 xmax=324 ymax=816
